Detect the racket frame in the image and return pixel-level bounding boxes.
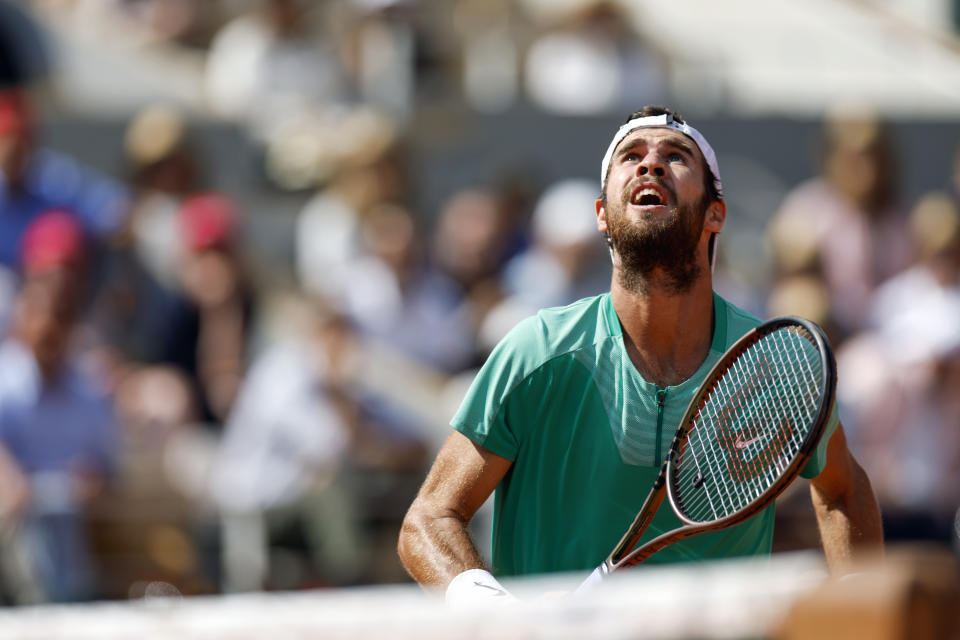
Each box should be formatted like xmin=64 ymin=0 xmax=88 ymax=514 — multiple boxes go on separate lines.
xmin=604 ymin=316 xmax=836 ymax=571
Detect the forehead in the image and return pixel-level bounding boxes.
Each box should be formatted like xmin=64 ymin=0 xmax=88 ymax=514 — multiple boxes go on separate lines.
xmin=613 ymin=127 xmax=705 ymax=161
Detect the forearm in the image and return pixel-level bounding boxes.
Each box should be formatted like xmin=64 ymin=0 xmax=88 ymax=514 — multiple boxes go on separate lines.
xmin=397 ymin=432 xmax=512 ymax=590
xmin=398 ymin=502 xmax=487 ymax=587
xmin=810 ymin=455 xmax=883 ymax=573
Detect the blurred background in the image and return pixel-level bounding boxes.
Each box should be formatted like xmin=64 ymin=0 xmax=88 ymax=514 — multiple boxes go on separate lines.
xmin=0 ymin=0 xmax=957 ymax=606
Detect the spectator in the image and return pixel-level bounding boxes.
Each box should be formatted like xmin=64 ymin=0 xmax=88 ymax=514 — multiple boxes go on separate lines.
xmin=295 ymin=114 xmax=409 ymax=301
xmin=85 ymin=106 xmax=202 ymax=396
xmin=0 ymin=86 xmax=128 ymax=270
xmin=0 ymin=211 xmax=117 ymax=603
xmin=175 ymin=192 xmax=256 ymax=426
xmin=340 ymin=0 xmax=422 ymax=121
xmin=521 ymin=0 xmax=668 ymax=114
xmin=204 ymin=0 xmax=350 ymax=144
xmin=501 ymin=178 xmax=609 ymax=312
xmin=60 ymin=0 xmax=223 ymax=50
xmin=429 ymin=187 xmax=517 ymax=344
xmin=431 ymin=188 xmax=513 ymax=300
xmin=836 ymin=192 xmax=960 ymax=544
xmin=869 ymin=193 xmax=960 ymax=365
xmin=211 ymin=301 xmax=426 ymax=590
xmin=344 ymin=201 xmax=477 ymax=374
xmin=767 ymin=107 xmax=910 ymax=340
xmin=122 ymin=104 xmax=199 ymax=290
xmin=87 ymin=193 xmax=256 ymax=598
xmin=82 ymin=123 xmax=218 ymax=598
xmin=104 ymin=191 xmax=252 ymax=445
xmin=455 ymin=0 xmax=522 ymax=112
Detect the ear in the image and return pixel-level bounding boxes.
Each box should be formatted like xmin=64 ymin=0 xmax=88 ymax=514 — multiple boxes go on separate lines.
xmin=703 ymin=199 xmax=726 ymax=234
xmin=595 ymin=198 xmax=608 ymax=233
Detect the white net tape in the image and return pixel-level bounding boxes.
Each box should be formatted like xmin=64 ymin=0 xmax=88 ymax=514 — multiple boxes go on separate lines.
xmin=0 ymin=552 xmax=829 ymax=639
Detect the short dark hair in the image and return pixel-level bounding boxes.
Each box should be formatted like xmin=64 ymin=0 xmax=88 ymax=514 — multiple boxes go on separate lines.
xmin=601 ymin=105 xmax=721 ymax=206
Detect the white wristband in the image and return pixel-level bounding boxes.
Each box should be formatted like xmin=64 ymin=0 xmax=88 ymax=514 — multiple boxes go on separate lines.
xmin=445 ymin=569 xmax=518 ymax=610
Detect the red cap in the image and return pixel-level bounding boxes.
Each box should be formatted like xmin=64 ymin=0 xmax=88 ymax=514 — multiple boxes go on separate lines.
xmin=0 ymin=89 xmax=32 ymax=136
xmin=20 ymin=210 xmax=86 ymax=274
xmin=178 ymin=192 xmax=237 ymax=252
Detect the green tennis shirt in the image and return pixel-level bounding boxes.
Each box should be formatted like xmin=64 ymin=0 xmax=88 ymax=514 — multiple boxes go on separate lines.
xmin=452 ymin=292 xmax=837 ymax=576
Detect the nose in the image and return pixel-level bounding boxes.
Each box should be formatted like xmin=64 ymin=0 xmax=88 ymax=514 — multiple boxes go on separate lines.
xmin=638 ymin=151 xmax=666 ymax=178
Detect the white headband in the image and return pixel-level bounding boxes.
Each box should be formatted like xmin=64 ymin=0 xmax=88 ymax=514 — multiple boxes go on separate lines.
xmin=600 ymin=114 xmax=722 ymax=197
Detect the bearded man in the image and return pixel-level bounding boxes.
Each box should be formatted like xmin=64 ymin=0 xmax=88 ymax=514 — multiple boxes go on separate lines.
xmin=397 ymin=106 xmax=883 ymax=606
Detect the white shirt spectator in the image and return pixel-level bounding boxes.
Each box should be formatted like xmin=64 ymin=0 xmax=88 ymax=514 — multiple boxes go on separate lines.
xmin=210 ymin=341 xmax=350 ymax=514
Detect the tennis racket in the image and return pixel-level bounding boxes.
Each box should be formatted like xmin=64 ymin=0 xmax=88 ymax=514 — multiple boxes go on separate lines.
xmin=579 ymin=316 xmax=836 ymax=590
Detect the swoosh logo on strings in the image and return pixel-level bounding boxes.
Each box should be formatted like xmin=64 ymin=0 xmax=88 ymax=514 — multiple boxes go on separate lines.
xmin=719 ymin=418 xmax=795 ymax=483
xmin=733 ymin=433 xmax=769 ymax=449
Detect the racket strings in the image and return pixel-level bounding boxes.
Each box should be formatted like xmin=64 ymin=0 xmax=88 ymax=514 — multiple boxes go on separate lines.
xmin=689 ymin=355 xmax=777 ymax=512
xmin=673 ymin=328 xmax=823 ymax=522
xmin=694 ymin=330 xmax=818 ymax=506
xmin=678 ymin=330 xmax=820 ymax=518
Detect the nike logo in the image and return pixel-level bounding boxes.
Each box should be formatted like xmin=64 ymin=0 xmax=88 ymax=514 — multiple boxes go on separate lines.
xmin=474 ymin=582 xmax=508 ymax=596
xmin=734 ymin=433 xmax=769 ymax=449
xmin=719 ymin=418 xmax=795 ymax=483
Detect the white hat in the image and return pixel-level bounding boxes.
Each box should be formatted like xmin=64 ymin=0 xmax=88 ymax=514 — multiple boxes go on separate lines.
xmin=600 ymin=113 xmax=722 ymax=196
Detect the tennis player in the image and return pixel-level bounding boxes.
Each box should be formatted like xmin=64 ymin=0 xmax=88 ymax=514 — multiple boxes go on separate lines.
xmin=397 ymin=106 xmax=883 ymax=606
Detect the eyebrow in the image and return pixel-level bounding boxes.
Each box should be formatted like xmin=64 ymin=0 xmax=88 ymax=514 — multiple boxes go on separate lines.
xmin=616 ymin=133 xmax=699 ymax=161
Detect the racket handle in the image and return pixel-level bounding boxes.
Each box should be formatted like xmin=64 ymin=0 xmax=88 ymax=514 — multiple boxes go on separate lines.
xmin=575 ymin=563 xmax=610 ymax=594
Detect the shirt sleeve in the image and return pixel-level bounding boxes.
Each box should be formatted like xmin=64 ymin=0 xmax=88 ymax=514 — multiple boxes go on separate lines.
xmin=799 ymin=400 xmax=840 ymax=479
xmin=450 ymin=316 xmax=545 ymax=462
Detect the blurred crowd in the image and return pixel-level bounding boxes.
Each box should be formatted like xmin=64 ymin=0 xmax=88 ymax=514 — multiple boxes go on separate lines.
xmin=766 ymin=106 xmax=960 ymax=553
xmin=0 ymin=0 xmax=954 ymax=606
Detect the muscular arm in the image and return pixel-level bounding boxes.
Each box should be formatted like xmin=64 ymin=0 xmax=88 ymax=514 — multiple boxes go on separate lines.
xmin=808 ymin=423 xmax=883 ymax=573
xmin=398 ymin=431 xmax=513 ymax=587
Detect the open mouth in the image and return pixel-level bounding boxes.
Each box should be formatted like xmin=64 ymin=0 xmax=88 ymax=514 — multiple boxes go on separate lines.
xmin=630 ymin=185 xmax=668 ymax=207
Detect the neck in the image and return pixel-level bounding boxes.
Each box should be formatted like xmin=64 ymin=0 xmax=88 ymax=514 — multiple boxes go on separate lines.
xmin=610 ymin=266 xmax=715 ymax=388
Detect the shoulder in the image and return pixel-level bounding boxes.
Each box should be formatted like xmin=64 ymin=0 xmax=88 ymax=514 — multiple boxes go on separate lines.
xmin=464 ymin=294 xmax=614 ymax=409
xmin=495 ymin=294 xmax=615 ymax=369
xmin=723 ymin=296 xmax=762 ymax=328
xmin=453 ymin=295 xmax=614 ymax=454
xmin=716 ymin=294 xmax=762 ymax=349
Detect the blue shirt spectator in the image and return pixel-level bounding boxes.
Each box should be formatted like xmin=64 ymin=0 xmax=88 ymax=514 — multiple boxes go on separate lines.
xmin=0 ymin=89 xmax=128 ymax=269
xmin=0 ymin=339 xmax=116 ymax=482
xmin=0 ymin=211 xmax=117 ymax=603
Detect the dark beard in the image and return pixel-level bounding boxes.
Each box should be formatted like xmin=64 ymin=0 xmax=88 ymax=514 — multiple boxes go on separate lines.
xmin=607 ymin=196 xmax=707 ymax=294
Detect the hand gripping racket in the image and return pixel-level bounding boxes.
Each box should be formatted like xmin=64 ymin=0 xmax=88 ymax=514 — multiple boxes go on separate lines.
xmin=579 ymin=316 xmax=837 ymax=590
